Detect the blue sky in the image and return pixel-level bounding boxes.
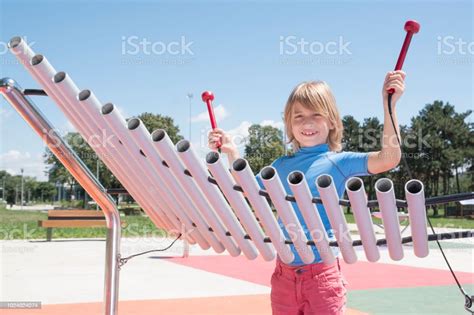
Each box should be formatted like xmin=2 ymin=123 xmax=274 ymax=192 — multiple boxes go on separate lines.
xmin=0 ymin=0 xmax=472 ymax=181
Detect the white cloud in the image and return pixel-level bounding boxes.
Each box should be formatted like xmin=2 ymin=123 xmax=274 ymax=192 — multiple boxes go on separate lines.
xmin=0 ymin=150 xmax=48 ymax=181
xmin=227 ymin=121 xmax=252 ymax=147
xmin=191 ymin=104 xmax=229 ymax=123
xmin=260 ymin=119 xmax=284 ymax=130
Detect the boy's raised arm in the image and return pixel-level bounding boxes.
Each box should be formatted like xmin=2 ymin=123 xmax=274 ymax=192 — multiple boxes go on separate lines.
xmin=368 ymin=71 xmax=405 ymax=174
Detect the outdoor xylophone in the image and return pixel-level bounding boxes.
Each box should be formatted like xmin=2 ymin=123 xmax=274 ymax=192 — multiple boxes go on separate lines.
xmin=2 ymin=35 xmax=473 ymax=315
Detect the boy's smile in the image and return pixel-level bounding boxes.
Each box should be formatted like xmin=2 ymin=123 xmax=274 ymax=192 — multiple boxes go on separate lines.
xmin=291 ymin=102 xmax=333 ymax=147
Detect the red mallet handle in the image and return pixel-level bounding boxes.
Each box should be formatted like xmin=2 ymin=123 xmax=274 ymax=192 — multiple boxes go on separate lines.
xmin=389 ymin=20 xmax=420 ymax=94
xmin=202 ymin=90 xmax=221 ymax=148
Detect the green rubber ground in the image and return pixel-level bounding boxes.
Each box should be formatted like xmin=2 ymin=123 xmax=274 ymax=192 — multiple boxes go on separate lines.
xmin=348 ymin=284 xmax=474 ymax=314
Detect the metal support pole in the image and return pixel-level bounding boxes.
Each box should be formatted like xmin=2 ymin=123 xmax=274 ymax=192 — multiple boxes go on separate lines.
xmin=0 ymin=78 xmax=121 ymax=315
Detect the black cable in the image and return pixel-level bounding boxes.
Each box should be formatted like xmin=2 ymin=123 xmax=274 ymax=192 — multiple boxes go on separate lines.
xmin=118 ymin=233 xmax=182 ymax=268
xmin=387 ymin=93 xmax=473 ymax=313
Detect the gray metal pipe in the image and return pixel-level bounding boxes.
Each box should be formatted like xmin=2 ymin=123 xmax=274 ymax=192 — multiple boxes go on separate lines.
xmin=0 ymin=77 xmax=121 ymax=315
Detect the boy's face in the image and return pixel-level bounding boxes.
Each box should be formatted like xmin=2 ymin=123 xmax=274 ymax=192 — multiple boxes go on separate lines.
xmin=291 ymin=102 xmax=333 ymax=148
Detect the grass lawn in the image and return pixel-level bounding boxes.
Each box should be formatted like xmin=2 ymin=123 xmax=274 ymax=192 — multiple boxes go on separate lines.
xmin=0 ymin=205 xmax=166 ymax=240
xmin=1 ymin=205 xmax=473 ymax=241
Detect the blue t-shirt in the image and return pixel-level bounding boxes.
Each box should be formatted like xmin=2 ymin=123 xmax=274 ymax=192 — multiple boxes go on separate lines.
xmin=256 ymin=143 xmax=372 ymax=266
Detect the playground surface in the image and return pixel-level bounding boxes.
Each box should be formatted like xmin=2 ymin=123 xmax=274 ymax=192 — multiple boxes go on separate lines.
xmin=1 ymin=225 xmax=473 ymax=315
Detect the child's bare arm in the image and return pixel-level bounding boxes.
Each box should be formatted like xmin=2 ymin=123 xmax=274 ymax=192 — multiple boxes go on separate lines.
xmin=368 ymin=71 xmax=405 ymax=174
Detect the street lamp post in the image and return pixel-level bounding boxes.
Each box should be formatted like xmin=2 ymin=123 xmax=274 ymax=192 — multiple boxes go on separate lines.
xmin=56 ymin=180 xmax=61 ymax=204
xmin=187 ymin=93 xmax=193 ymax=140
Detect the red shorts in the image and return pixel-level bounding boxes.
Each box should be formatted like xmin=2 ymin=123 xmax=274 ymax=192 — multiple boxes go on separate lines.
xmin=270 ymin=258 xmax=348 ymax=315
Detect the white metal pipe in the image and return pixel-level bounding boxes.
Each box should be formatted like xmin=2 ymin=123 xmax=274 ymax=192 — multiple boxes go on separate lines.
xmin=15 ymin=47 xmax=172 ymax=233
xmin=8 ymin=39 xmax=125 ymax=314
xmin=49 ymin=71 xmax=171 ymax=232
xmin=151 ymin=129 xmax=226 ymax=253
xmin=12 ymin=49 xmax=170 ymax=231
xmin=73 ymin=90 xmax=176 ymax=233
xmin=261 ymin=167 xmax=315 ymax=264
xmin=8 ymin=37 xmax=36 ymax=68
xmin=206 ymin=152 xmax=276 ymax=261
xmin=177 ymin=140 xmax=257 ymax=258
xmin=231 ymin=159 xmax=294 ymax=264
xmin=405 ymin=179 xmax=429 ymax=258
xmin=345 ymin=177 xmax=380 ymax=262
xmin=126 ymin=118 xmax=210 ymax=249
xmin=316 ymin=174 xmax=358 ymax=264
xmin=375 ymin=178 xmax=404 ymax=261
xmin=287 ymin=171 xmax=336 ymax=265
xmin=100 ymin=102 xmax=188 ymax=233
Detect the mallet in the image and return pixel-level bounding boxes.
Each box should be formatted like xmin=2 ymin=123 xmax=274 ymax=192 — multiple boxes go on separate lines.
xmin=388 ymin=20 xmax=420 ymax=95
xmin=202 ymin=90 xmax=221 ymax=150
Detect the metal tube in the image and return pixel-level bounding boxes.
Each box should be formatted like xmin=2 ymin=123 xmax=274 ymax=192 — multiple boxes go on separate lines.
xmin=288 ymin=171 xmax=335 ymax=264
xmin=8 ymin=37 xmax=36 ymax=68
xmin=33 ymin=61 xmax=169 ymax=231
xmin=9 ymin=39 xmax=171 ymax=232
xmin=126 ymin=118 xmax=210 ymax=248
xmin=231 ymin=159 xmax=294 ymax=264
xmin=100 ymin=102 xmax=183 ymax=232
xmin=345 ymin=177 xmax=380 ymax=262
xmin=375 ymin=178 xmax=404 ymax=261
xmin=261 ymin=167 xmax=315 ymax=264
xmin=151 ymin=129 xmax=226 ymax=253
xmin=72 ymin=87 xmax=172 ymax=232
xmin=316 ymin=174 xmax=357 ymax=264
xmin=405 ymin=179 xmax=429 ymax=258
xmin=206 ymin=152 xmax=275 ymax=261
xmin=177 ymin=140 xmax=256 ymax=258
xmin=0 ymin=78 xmax=120 ymax=315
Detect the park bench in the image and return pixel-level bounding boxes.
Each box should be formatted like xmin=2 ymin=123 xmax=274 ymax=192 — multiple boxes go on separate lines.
xmin=38 ymin=209 xmax=109 ymax=241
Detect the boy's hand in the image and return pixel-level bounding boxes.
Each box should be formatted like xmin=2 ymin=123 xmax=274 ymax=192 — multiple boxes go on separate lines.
xmin=208 ymin=128 xmax=238 ymax=155
xmin=382 ymin=70 xmax=406 ymax=106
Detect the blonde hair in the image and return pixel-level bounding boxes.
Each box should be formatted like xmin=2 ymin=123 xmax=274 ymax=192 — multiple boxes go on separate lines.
xmin=284 ymin=81 xmax=343 ymax=152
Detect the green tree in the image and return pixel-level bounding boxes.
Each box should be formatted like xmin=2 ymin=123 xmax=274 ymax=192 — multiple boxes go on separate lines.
xmin=407 ymin=101 xmax=472 ymax=215
xmin=45 ymin=132 xmax=121 ymax=206
xmin=244 ymin=124 xmax=285 ymax=174
xmin=34 ymin=181 xmax=56 ymax=202
xmin=342 ymin=115 xmax=361 ymax=151
xmin=44 ymin=113 xmax=184 ymax=206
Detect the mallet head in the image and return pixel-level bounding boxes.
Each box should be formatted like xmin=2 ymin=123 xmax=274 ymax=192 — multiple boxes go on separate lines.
xmin=201 ymin=91 xmax=215 ymax=102
xmin=404 ymin=20 xmax=420 ymax=34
